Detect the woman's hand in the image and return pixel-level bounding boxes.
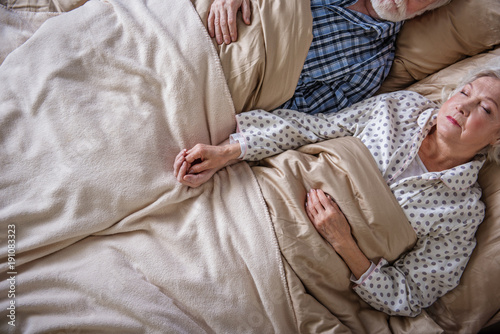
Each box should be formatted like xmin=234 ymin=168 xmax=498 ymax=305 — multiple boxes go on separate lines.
xmin=305 ymin=189 xmax=371 ymax=280
xmin=208 ymin=0 xmax=251 ymax=45
xmin=173 ymin=142 xmax=241 ymax=188
xmin=305 ymin=189 xmax=353 ymax=251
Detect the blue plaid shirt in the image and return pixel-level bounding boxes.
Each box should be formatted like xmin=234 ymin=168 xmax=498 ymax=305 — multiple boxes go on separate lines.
xmin=280 ymin=0 xmax=403 ymax=114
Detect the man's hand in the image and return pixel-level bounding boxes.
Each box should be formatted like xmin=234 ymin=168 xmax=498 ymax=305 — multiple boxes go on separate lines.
xmin=208 ymin=0 xmax=251 ymax=45
xmin=173 ymin=143 xmax=241 ymax=188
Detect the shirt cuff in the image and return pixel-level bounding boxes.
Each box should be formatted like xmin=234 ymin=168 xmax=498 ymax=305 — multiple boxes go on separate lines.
xmin=229 ymin=133 xmax=246 ymax=159
xmin=350 ymin=261 xmax=376 ymax=285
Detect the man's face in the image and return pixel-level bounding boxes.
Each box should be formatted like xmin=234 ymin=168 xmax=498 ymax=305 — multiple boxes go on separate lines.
xmin=371 ymin=0 xmax=438 ymax=21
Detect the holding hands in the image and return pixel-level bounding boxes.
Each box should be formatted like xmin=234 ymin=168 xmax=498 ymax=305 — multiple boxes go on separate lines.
xmin=174 ymin=142 xmax=241 ymax=188
xmin=208 ymin=0 xmax=251 ymax=45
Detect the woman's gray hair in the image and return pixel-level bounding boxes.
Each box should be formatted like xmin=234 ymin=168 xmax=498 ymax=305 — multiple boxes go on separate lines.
xmin=449 ymin=65 xmax=500 ymax=164
xmin=407 ymin=0 xmax=451 ymax=20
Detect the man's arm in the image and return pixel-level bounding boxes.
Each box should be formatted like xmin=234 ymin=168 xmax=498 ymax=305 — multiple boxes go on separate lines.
xmin=208 ymin=0 xmax=251 ymax=45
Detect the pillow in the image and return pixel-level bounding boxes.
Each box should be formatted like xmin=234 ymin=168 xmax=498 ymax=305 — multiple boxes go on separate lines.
xmin=0 ymin=0 xmax=87 ymax=12
xmin=407 ymin=47 xmax=500 ymax=104
xmin=190 ymin=0 xmax=312 ymax=114
xmin=379 ymin=0 xmax=500 ymax=93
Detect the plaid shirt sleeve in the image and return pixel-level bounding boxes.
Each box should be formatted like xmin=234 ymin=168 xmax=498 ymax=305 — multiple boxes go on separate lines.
xmin=280 ymin=0 xmax=403 ymax=114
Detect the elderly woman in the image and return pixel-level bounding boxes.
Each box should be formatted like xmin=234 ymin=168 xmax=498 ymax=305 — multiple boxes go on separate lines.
xmin=174 ymin=67 xmax=500 ymax=316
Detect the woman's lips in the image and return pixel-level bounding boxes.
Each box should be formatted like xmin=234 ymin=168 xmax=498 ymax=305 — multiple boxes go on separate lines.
xmin=446 ymin=116 xmax=460 ymax=127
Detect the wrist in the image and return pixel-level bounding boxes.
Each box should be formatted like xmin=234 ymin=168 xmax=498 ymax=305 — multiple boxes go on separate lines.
xmin=332 ymin=235 xmax=357 ymax=253
xmin=334 ymin=237 xmax=371 ymax=280
xmin=222 ymin=143 xmax=242 ymax=164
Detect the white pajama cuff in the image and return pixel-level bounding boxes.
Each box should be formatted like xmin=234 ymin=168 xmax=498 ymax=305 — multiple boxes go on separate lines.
xmin=350 ymin=261 xmax=377 ymax=285
xmin=229 ymin=133 xmax=247 ymax=160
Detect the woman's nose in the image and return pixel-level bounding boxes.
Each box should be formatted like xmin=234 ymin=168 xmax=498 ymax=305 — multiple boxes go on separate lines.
xmin=457 ymin=103 xmax=471 ymax=116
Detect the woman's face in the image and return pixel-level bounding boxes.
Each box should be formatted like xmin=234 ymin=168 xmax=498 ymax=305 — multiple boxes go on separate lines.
xmin=437 ymin=76 xmax=500 ymax=155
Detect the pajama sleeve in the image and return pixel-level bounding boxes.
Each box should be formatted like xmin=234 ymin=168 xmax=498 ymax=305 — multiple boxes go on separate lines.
xmin=234 ymin=97 xmax=379 ymax=161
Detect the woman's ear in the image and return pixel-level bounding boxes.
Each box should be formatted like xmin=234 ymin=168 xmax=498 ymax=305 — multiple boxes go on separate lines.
xmin=491 ymin=128 xmax=500 ymax=146
xmin=492 ymin=136 xmax=500 ymax=147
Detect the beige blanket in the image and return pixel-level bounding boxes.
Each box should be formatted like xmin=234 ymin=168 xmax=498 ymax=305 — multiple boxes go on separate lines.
xmin=0 ymin=1 xmax=296 ymax=332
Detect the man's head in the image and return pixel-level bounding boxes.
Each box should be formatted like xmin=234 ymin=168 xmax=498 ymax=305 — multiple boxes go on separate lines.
xmin=371 ymin=0 xmax=451 ymax=22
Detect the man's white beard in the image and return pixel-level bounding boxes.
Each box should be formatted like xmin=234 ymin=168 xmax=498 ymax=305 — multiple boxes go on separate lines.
xmin=371 ymin=0 xmax=408 ymax=22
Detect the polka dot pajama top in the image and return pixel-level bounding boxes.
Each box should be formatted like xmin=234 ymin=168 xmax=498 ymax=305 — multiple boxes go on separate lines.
xmin=233 ymin=91 xmax=486 ymax=316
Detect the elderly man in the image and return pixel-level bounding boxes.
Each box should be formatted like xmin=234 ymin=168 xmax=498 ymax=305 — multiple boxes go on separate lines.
xmin=208 ymin=0 xmax=449 ymax=114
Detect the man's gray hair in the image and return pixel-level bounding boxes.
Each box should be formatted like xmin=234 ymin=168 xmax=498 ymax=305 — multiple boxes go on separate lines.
xmin=450 ymin=65 xmax=500 ymax=164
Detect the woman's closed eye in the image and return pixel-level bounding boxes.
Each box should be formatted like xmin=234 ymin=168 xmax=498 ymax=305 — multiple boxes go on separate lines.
xmin=482 ymin=104 xmax=491 ymax=114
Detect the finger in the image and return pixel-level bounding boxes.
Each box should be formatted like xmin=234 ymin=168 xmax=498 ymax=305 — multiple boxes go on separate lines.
xmin=214 ymin=11 xmax=224 ymax=44
xmin=219 ymin=10 xmax=231 ymax=44
xmin=188 ymin=161 xmax=212 ymax=174
xmin=322 ymin=192 xmax=342 ymax=213
xmin=173 ymin=149 xmax=187 ymax=177
xmin=242 ymin=0 xmax=251 ymax=25
xmin=316 ymin=189 xmax=333 ymax=207
xmin=179 ymin=174 xmax=197 ymax=188
xmin=309 ymin=189 xmax=323 ymax=209
xmin=307 ymin=191 xmax=319 ymax=215
xmin=173 ymin=153 xmax=182 ymax=176
xmin=177 ymin=161 xmax=189 ymax=183
xmin=185 ymin=146 xmax=204 ymax=164
xmin=183 ymin=171 xmax=211 ymax=188
xmin=307 ymin=190 xmax=315 ymax=208
xmin=174 ymin=149 xmax=186 ymax=163
xmin=207 ymin=10 xmax=215 ymax=38
xmin=226 ymin=6 xmax=237 ymax=42
xmin=306 ymin=200 xmax=319 ymax=220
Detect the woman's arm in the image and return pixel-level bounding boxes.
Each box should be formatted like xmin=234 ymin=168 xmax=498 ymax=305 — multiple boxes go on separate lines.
xmin=174 ymin=139 xmax=241 ymax=188
xmin=235 ymin=97 xmax=380 ymax=161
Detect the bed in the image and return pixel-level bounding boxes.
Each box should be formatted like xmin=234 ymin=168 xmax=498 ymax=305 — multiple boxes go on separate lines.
xmin=0 ymin=0 xmax=499 ymax=333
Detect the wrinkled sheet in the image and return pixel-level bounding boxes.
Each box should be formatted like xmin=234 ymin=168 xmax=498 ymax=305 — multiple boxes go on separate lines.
xmin=0 ymin=1 xmax=297 ymax=332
